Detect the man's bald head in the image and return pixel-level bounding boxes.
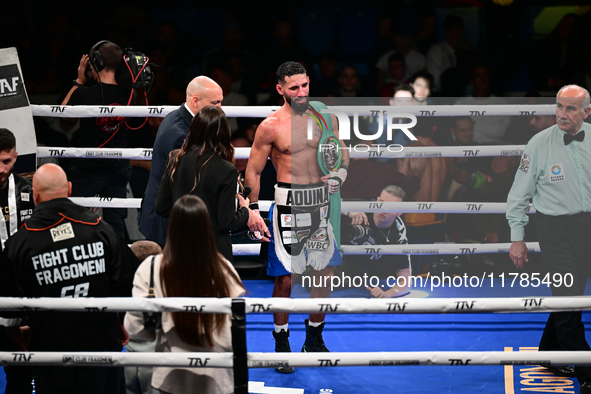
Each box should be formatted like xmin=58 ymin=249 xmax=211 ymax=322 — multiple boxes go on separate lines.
xmin=556 ymin=84 xmax=591 ymax=135
xmin=186 ymin=76 xmax=223 ymax=114
xmin=32 ymin=164 xmax=71 ymax=205
xmin=558 ymin=85 xmax=591 ymax=112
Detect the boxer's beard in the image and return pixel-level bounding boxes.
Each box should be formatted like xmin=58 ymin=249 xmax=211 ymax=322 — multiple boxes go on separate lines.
xmin=287 ymin=95 xmax=309 ymax=114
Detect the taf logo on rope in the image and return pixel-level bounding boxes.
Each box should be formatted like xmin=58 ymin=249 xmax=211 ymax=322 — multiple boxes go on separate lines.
xmin=12 ymin=353 xmax=33 ymax=362
xmin=318 ymin=303 xmax=339 ymax=312
xmin=386 ymin=302 xmax=408 ymax=312
xmin=183 ymin=305 xmax=205 ymax=312
xmin=49 ymin=149 xmax=65 ymax=156
xmin=449 ymin=359 xmax=471 ymax=365
xmin=188 ymin=357 xmax=210 ymax=367
xmin=522 ymin=298 xmax=544 ymax=308
xmin=548 ymin=163 xmax=565 ymax=183
xmin=318 ymin=359 xmax=340 ymax=367
xmin=148 ymin=107 xmax=164 ymax=114
xmin=250 ymin=304 xmax=271 ymax=312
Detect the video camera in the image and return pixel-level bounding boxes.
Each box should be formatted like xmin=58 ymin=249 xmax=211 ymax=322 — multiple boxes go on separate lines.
xmin=116 ymin=48 xmax=155 ymax=90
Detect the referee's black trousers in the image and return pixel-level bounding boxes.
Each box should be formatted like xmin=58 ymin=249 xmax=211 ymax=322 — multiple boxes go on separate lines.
xmin=536 ymin=211 xmax=591 ymax=383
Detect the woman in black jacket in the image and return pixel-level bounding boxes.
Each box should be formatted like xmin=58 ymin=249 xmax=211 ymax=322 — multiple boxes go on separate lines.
xmin=155 ymin=105 xmax=267 ymax=261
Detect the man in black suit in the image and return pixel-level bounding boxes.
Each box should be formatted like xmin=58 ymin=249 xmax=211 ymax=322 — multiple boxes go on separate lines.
xmin=138 ymin=76 xmax=223 ymax=246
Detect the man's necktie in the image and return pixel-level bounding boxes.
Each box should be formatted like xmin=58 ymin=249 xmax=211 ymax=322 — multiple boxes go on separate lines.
xmin=564 ymin=130 xmax=585 ymax=145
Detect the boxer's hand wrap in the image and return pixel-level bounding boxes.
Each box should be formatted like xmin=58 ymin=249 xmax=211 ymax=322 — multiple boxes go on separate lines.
xmin=249 ymin=203 xmax=260 ymax=216
xmin=327 ymin=168 xmax=347 ymax=194
xmin=247 ymin=231 xmax=263 ymax=241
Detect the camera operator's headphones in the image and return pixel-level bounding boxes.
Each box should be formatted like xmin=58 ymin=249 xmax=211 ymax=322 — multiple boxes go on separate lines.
xmin=88 ymin=40 xmax=114 ymax=73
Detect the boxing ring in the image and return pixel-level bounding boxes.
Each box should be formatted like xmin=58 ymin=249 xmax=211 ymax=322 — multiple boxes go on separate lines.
xmin=7 ymin=102 xmax=589 ymax=393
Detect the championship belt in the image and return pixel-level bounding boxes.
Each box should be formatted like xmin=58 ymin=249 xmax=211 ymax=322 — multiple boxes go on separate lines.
xmin=308 ymin=101 xmax=342 ymax=251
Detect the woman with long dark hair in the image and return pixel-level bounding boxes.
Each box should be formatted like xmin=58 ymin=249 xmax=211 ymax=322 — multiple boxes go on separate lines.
xmin=155 ymin=105 xmax=268 ymax=261
xmin=125 ymin=195 xmax=245 ymax=394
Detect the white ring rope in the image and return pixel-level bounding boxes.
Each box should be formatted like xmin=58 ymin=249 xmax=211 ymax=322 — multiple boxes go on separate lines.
xmin=340 ymin=242 xmax=540 ymax=255
xmin=232 ymin=242 xmax=540 ymax=256
xmin=67 ymin=197 xmax=274 ymax=210
xmin=31 ymin=104 xmax=555 ymax=118
xmin=246 ymin=351 xmax=591 ymax=368
xmin=341 ymin=201 xmax=535 ymax=214
xmin=344 ymin=145 xmax=524 ymax=159
xmin=68 ymin=197 xmax=142 ymax=209
xmin=68 ymin=198 xmax=534 ymax=214
xmin=0 ymin=294 xmax=582 ymax=314
xmin=67 ymin=195 xmax=536 ymax=256
xmin=232 ymin=244 xmax=262 ymax=256
xmin=37 ymin=147 xmax=154 ymax=161
xmin=0 ymin=350 xmax=589 ymax=368
xmin=36 ymin=145 xmax=526 ymax=159
xmin=0 ymin=351 xmax=233 ymax=368
xmin=31 ymin=105 xmax=280 ymax=118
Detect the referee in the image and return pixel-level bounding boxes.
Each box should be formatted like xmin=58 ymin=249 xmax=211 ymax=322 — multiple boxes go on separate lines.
xmin=506 ymin=84 xmax=591 ymax=393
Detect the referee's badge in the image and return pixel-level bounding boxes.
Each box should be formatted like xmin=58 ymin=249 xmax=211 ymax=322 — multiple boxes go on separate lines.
xmin=518 ymin=153 xmax=529 ymax=173
xmin=548 ymin=163 xmax=565 ymax=183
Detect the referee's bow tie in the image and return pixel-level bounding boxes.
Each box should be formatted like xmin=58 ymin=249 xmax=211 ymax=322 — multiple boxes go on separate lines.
xmin=564 ymin=130 xmax=585 ymax=145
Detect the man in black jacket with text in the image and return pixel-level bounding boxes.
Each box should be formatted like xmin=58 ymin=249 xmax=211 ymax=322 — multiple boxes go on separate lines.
xmin=0 ymin=163 xmax=135 ymax=394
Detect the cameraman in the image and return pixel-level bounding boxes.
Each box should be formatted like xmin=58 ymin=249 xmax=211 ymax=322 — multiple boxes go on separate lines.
xmin=341 ymin=185 xmax=412 ymax=298
xmin=61 ymin=40 xmax=131 ymax=239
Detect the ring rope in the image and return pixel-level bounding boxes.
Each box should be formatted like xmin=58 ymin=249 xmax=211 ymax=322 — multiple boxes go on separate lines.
xmin=31 ymin=104 xmax=555 ymax=118
xmin=37 ymin=147 xmax=154 ymax=161
xmin=67 ymin=196 xmax=538 ymax=256
xmin=232 ymin=244 xmax=262 ymax=256
xmin=70 ymin=198 xmax=533 ymax=214
xmin=0 ymin=294 xmax=583 ymax=314
xmin=341 ymin=201 xmax=535 ymax=214
xmin=36 ymin=145 xmax=525 ymax=160
xmin=0 ymin=351 xmax=232 ymax=368
xmin=0 ymin=350 xmax=588 ymax=368
xmin=69 ymin=197 xmax=142 ymax=209
xmin=340 ymin=242 xmax=540 ymax=255
xmin=232 ymin=242 xmax=539 ymax=256
xmin=67 ymin=197 xmax=273 ymax=211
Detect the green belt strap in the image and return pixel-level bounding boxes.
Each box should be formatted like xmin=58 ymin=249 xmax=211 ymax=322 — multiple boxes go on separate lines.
xmin=308 ymin=101 xmax=342 ymax=251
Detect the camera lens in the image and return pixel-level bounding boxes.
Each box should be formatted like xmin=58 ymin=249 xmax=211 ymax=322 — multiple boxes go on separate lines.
xmin=342 ymin=224 xmax=372 ymax=243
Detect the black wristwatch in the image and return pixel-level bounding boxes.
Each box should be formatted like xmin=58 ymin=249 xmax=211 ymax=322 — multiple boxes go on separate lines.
xmin=72 ymin=79 xmax=82 ymax=87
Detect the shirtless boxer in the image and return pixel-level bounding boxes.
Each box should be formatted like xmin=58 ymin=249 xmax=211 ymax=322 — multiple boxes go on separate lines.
xmin=245 ymin=61 xmax=349 ymax=373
